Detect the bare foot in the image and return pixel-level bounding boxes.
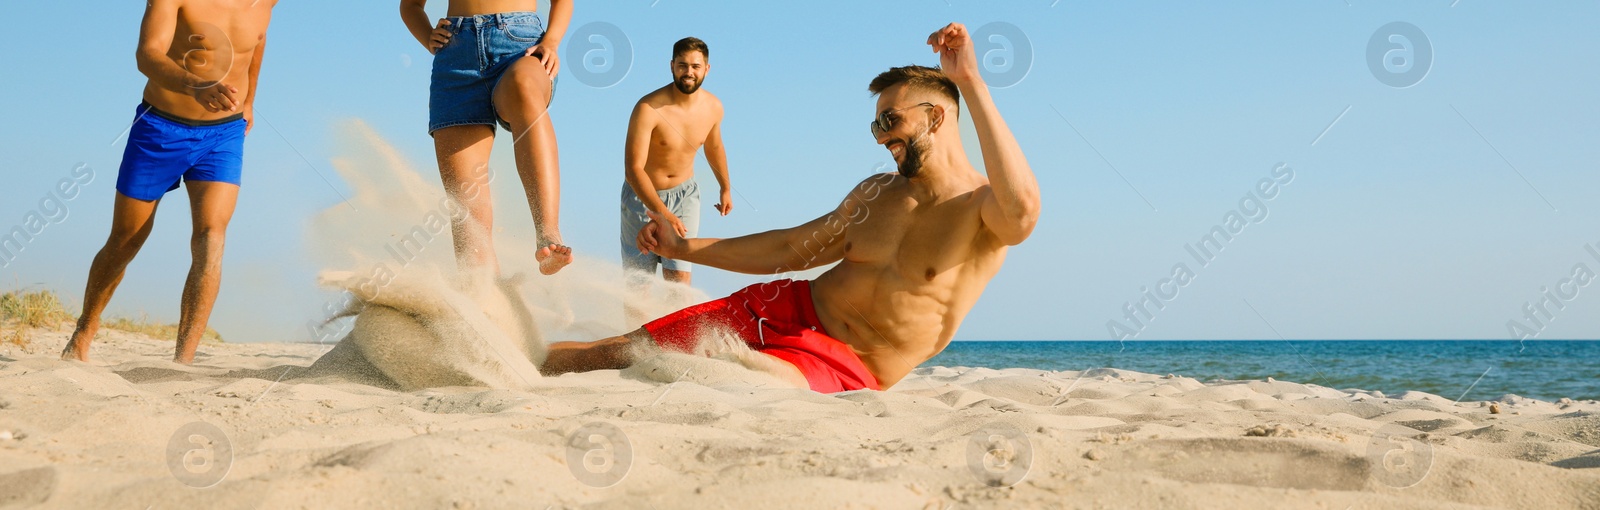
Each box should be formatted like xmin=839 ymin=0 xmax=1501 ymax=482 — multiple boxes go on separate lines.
xmin=535 ymin=241 xmax=573 ymax=275
xmin=59 ymin=337 xmax=90 ymax=362
xmin=57 ymin=327 xmax=94 ymax=364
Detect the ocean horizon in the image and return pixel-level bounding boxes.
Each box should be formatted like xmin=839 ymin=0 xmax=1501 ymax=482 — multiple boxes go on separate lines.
xmin=282 ymin=337 xmax=1596 ymax=401
xmin=928 ymin=340 xmax=1600 ymax=402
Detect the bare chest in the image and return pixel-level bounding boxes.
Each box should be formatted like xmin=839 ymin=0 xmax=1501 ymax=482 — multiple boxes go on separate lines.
xmin=648 ymin=108 xmax=715 ymax=152
xmin=171 ymin=8 xmax=268 ymax=69
xmin=842 ymin=191 xmax=984 ymax=281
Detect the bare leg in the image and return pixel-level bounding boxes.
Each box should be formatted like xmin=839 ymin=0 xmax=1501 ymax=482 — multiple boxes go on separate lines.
xmin=542 ymin=332 xmax=641 ymax=376
xmin=543 ymin=328 xmax=812 ymax=390
xmin=753 ymin=352 xmax=810 ymax=389
xmin=493 ymin=57 xmax=571 ymax=275
xmin=621 ymin=265 xmax=655 ymax=330
xmin=173 ymin=181 xmax=238 ymax=364
xmin=658 ymin=268 xmax=700 ymax=317
xmin=61 ymin=193 xmax=161 ymax=362
xmin=662 ymin=269 xmax=691 ymax=286
xmin=432 ymin=125 xmax=498 ymax=273
xmin=622 ymin=267 xmax=691 ymax=330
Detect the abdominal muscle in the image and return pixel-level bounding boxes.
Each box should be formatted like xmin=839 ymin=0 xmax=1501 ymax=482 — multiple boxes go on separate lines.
xmin=643 ymin=167 xmax=693 ymax=192
xmin=143 ymin=42 xmax=257 ymax=122
xmin=446 ymin=0 xmax=539 ymax=16
xmin=810 ymin=263 xmax=955 ymax=387
xmin=641 ymin=146 xmax=697 ymax=191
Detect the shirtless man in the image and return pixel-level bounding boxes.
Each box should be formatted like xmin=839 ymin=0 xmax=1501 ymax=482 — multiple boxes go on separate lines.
xmin=542 ymin=23 xmax=1040 ymax=392
xmin=61 ymin=0 xmax=277 ymax=364
xmin=621 ymin=37 xmax=733 ymax=325
xmin=401 ymin=0 xmax=574 ymax=276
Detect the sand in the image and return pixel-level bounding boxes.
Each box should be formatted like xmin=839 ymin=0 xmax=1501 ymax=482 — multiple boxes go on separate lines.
xmin=2 ymin=329 xmax=1599 ymax=509
xmin=4 ymin=121 xmax=1597 ymax=509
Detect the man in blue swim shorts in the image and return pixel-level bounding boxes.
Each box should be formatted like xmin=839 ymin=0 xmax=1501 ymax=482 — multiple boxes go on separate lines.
xmin=61 ymin=0 xmax=278 ymax=364
xmin=621 ymin=37 xmax=735 ymax=327
xmin=401 ymin=0 xmax=575 ymax=276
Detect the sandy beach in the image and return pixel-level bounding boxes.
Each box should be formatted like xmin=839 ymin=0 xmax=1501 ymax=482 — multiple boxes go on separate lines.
xmin=8 ymin=1 xmax=1600 ymax=508
xmin=2 ymin=327 xmax=1597 ymax=510
xmin=2 ymin=125 xmax=1596 ymax=509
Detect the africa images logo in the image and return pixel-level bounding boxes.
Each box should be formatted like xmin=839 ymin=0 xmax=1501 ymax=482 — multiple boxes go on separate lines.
xmin=565 ymin=421 xmax=633 ymax=488
xmin=165 ymin=421 xmax=234 ymax=489
xmin=566 ymin=22 xmax=633 ymax=89
xmin=965 ymin=422 xmax=1034 ymax=487
xmin=971 ymin=22 xmax=1033 ymax=88
xmin=1367 ymin=22 xmax=1433 ymax=88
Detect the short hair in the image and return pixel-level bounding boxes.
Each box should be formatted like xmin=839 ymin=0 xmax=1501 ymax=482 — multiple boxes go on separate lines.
xmin=672 ymin=37 xmax=709 ymax=60
xmin=868 ymin=65 xmax=960 ymax=115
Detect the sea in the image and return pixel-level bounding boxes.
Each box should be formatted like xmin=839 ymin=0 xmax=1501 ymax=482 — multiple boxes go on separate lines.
xmin=926 ymin=340 xmax=1600 ymax=402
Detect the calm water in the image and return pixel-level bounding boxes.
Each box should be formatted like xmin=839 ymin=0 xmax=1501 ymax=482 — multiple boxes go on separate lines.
xmin=926 ymin=340 xmax=1600 ymax=402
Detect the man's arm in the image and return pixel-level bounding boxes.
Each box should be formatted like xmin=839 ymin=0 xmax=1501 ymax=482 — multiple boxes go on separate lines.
xmin=624 ymin=102 xmax=688 ymax=236
xmin=929 ymin=23 xmax=1041 ymax=246
xmin=645 ymin=210 xmax=845 ymax=275
xmin=136 ymin=0 xmax=198 ymax=92
xmin=241 ymin=28 xmax=267 ymax=133
xmin=138 ymin=0 xmax=241 ymax=112
xmin=705 ymin=114 xmax=733 ymax=216
xmin=640 ymin=177 xmax=883 ymax=274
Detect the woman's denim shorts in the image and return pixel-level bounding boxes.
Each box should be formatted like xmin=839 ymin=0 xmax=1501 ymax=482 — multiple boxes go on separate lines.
xmin=429 ymin=12 xmax=556 ymax=134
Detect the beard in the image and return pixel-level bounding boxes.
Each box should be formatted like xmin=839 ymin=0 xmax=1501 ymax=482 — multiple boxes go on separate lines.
xmin=674 ymin=74 xmax=703 ymax=94
xmin=895 ymin=128 xmax=933 ymax=178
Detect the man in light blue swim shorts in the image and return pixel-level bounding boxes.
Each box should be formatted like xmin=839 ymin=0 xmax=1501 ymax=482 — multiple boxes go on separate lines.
xmin=61 ymin=0 xmax=278 ymax=364
xmin=621 ymin=37 xmax=735 ymax=326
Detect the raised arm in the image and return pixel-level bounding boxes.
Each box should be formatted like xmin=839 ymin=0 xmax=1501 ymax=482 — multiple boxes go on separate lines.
xmin=928 ymin=23 xmax=1041 ymax=246
xmin=705 ymin=111 xmax=733 ymax=215
xmin=640 ymin=175 xmax=888 ymax=274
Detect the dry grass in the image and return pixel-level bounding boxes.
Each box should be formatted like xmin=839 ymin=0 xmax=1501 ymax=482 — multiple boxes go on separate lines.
xmin=0 ymin=288 xmax=224 ymax=344
xmin=103 ymin=314 xmax=225 ymax=344
xmin=0 ymin=289 xmax=73 ymax=352
xmin=3 ymin=325 xmax=30 ymax=350
xmin=0 ymin=289 xmax=74 ymax=328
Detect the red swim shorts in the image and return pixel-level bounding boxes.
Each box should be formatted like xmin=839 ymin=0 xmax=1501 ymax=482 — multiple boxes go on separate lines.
xmin=642 ymin=279 xmax=882 ymax=393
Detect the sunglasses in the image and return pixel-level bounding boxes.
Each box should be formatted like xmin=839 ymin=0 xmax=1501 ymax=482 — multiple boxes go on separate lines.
xmin=869 ymin=102 xmax=936 ymax=139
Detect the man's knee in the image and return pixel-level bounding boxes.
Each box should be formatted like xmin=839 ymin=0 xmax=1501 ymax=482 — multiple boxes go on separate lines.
xmin=98 ymin=241 xmax=144 ymax=265
xmin=190 ymin=226 xmax=228 ymax=258
xmin=102 ymin=226 xmax=153 ymax=259
xmin=621 ymin=327 xmax=654 ymax=347
xmin=192 ymin=225 xmax=227 ymax=243
xmin=105 ymin=217 xmax=155 ymax=251
xmin=663 ymin=269 xmax=691 ymax=284
xmin=106 ymin=231 xmax=147 ymax=253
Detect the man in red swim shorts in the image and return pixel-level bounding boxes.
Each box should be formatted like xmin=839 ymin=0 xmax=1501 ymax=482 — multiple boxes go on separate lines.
xmin=636 ymin=278 xmax=881 ymax=393
xmin=541 ymin=23 xmax=1041 ymax=393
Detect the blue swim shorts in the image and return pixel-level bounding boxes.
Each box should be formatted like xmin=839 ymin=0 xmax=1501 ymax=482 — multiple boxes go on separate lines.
xmin=428 ymin=11 xmax=556 ymax=134
xmin=621 ymin=179 xmax=701 ymax=274
xmin=115 ymin=101 xmax=245 ymax=202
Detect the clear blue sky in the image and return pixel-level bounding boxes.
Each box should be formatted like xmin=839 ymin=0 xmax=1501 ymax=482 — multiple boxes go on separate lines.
xmin=3 ymin=1 xmax=1598 ymax=342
